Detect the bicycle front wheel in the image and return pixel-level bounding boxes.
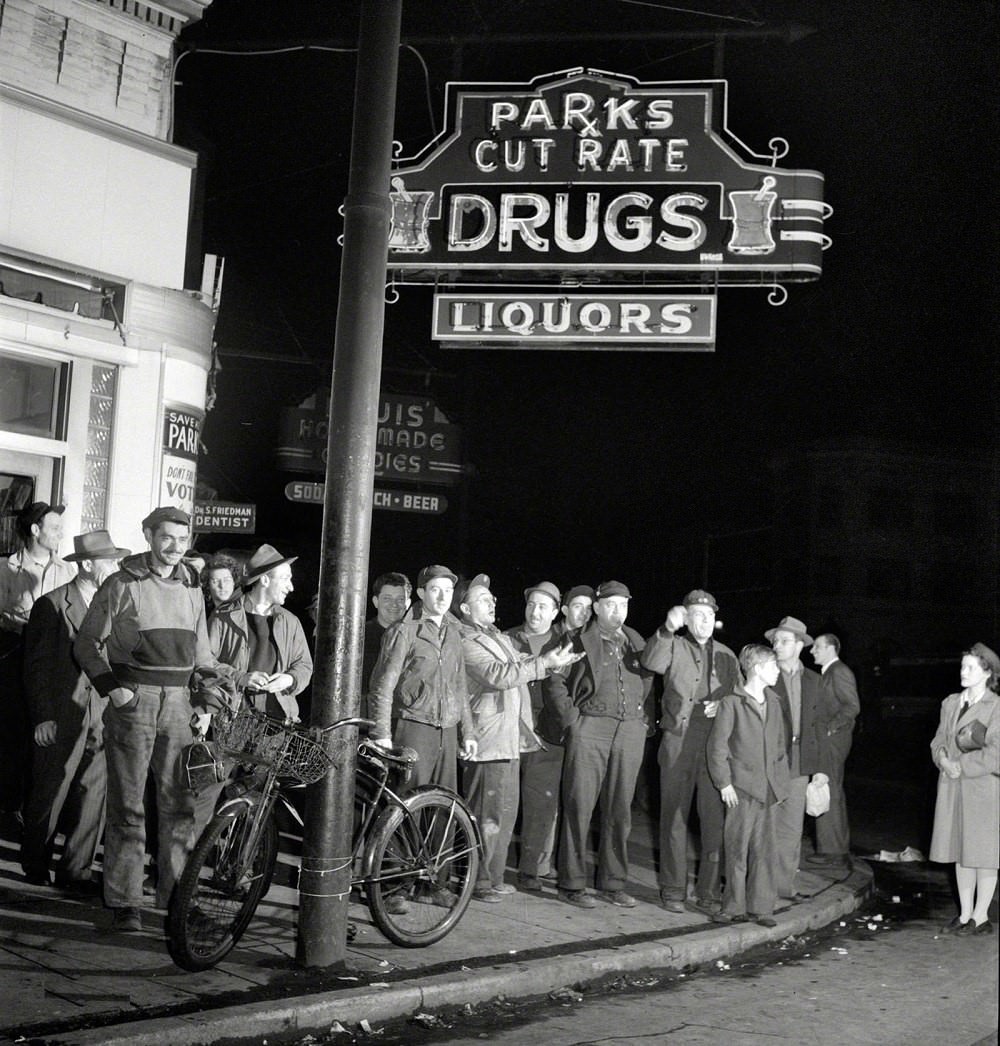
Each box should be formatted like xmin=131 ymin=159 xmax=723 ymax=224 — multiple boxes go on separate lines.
xmin=366 ymin=789 xmax=479 ymax=947
xmin=166 ymin=800 xmax=278 ymax=971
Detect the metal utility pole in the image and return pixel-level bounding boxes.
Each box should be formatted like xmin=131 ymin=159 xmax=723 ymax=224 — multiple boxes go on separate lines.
xmin=297 ymin=0 xmax=402 ymax=968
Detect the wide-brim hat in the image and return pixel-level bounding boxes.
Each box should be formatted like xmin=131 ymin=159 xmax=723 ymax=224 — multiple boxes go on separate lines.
xmin=64 ymin=529 xmax=131 ymax=562
xmin=242 ymin=543 xmax=297 ymax=586
xmin=765 ymin=615 xmax=814 ymax=646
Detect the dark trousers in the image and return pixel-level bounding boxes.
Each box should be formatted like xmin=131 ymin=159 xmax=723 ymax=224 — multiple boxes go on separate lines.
xmin=518 ymin=742 xmax=563 ymax=878
xmin=559 ymin=715 xmax=646 ymax=893
xmin=658 ymin=717 xmax=725 ymax=901
xmin=815 ymin=730 xmax=852 ymax=856
xmin=774 ymin=773 xmax=808 ymax=898
xmin=722 ymin=787 xmax=779 ymax=918
xmin=21 ymin=693 xmax=107 ymax=881
xmin=392 ymin=719 xmax=458 ymax=791
xmin=462 ymin=758 xmax=519 ymax=888
xmin=0 ymin=637 xmax=30 ymax=815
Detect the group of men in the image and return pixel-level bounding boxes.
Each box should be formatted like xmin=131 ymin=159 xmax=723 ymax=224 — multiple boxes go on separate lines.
xmin=1 ymin=500 xmax=859 ymax=930
xmin=0 ymin=502 xmax=313 ymax=933
xmin=364 ymin=570 xmax=860 ymax=916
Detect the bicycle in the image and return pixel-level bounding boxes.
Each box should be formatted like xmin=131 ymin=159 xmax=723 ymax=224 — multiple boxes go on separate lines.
xmin=166 ymin=702 xmax=481 ymax=971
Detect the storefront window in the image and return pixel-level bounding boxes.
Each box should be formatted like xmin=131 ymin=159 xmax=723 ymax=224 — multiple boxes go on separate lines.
xmin=0 ymin=354 xmax=66 ymax=439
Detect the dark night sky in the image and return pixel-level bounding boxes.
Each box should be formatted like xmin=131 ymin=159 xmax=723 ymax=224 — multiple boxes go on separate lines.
xmin=175 ymin=0 xmax=997 ymax=636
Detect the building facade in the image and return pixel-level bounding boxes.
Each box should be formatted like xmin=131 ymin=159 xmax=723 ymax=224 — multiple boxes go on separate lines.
xmin=0 ymin=0 xmax=216 ymax=555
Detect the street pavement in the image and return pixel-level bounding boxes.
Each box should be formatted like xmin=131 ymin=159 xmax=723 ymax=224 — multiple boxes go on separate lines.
xmin=0 ymin=806 xmax=869 ymax=1045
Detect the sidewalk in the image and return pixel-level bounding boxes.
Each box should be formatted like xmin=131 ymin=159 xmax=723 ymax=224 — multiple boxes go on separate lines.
xmin=0 ymin=809 xmax=871 ymax=1045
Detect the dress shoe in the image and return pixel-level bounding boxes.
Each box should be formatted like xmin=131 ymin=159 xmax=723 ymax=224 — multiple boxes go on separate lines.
xmin=473 ymin=886 xmax=503 ymax=903
xmin=687 ymin=897 xmax=722 ymax=916
xmin=659 ymin=892 xmax=686 ymax=914
xmin=970 ymin=920 xmax=994 ymax=936
xmin=710 ymin=910 xmax=747 ymax=924
xmin=108 ymin=906 xmax=142 ymax=933
xmin=752 ymin=915 xmax=778 ymax=928
xmin=940 ymin=915 xmax=971 ymax=934
xmin=599 ymin=890 xmax=637 ymax=908
xmin=558 ymin=888 xmax=597 ymax=909
xmin=517 ymin=874 xmax=543 ymax=893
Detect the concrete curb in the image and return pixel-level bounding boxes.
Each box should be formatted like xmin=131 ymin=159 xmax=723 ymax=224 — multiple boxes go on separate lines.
xmin=35 ymin=865 xmax=872 ymax=1046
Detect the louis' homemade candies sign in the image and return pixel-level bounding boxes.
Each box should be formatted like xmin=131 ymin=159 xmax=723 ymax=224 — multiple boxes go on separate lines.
xmin=386 ymin=67 xmax=829 ymax=287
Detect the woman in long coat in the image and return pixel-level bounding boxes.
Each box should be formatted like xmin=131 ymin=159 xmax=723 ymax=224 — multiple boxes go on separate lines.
xmin=929 ymin=642 xmax=1000 ymax=935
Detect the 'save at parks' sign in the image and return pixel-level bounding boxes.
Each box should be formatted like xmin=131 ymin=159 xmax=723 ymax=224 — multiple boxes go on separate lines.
xmin=386 ymin=68 xmax=830 ymax=286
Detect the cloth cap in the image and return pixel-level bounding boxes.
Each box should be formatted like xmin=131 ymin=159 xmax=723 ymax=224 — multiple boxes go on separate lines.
xmin=764 ymin=615 xmax=814 ymax=646
xmin=563 ymin=585 xmax=596 ymax=605
xmin=141 ymin=505 xmax=191 ymax=530
xmin=242 ymin=543 xmax=297 ymax=586
xmin=683 ymin=589 xmax=719 ymax=612
xmin=64 ymin=530 xmax=131 ymax=562
xmin=455 ymin=573 xmax=491 ymax=610
xmin=524 ymin=581 xmax=561 ymax=606
xmin=17 ymin=502 xmax=64 ymax=534
xmin=968 ymin=641 xmax=1000 ymax=680
xmin=417 ymin=564 xmax=458 ymax=588
xmin=595 ymin=580 xmax=631 ymax=600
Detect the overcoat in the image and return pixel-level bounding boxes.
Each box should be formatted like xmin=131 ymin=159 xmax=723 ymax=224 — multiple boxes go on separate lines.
xmin=929 ymin=689 xmax=999 ymax=869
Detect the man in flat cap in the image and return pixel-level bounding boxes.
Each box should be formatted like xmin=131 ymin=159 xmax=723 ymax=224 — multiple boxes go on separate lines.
xmin=20 ymin=530 xmax=130 ymax=889
xmin=506 ymin=580 xmax=566 ymax=891
xmin=369 ymin=565 xmax=477 ymax=793
xmin=641 ymin=590 xmax=741 ymax=914
xmin=456 ymin=574 xmax=581 ymax=902
xmin=0 ymin=502 xmax=76 ymax=829
xmin=74 ymin=506 xmax=228 ymax=932
xmin=544 ymin=581 xmax=654 ymax=909
xmin=766 ymin=615 xmax=829 ymax=897
xmin=558 ymin=585 xmax=595 ymax=639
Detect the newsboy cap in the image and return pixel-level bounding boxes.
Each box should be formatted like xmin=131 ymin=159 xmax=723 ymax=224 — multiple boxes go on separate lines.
xmin=417 ymin=564 xmax=458 ymax=588
xmin=141 ymin=505 xmax=191 ymax=530
xmin=595 ymin=580 xmax=631 ymax=600
xmin=17 ymin=502 xmax=64 ymax=537
xmin=524 ymin=581 xmax=561 ymax=606
xmin=764 ymin=615 xmax=814 ymax=646
xmin=563 ymin=585 xmax=596 ymax=605
xmin=683 ymin=589 xmax=719 ymax=612
xmin=457 ymin=573 xmax=491 ymax=607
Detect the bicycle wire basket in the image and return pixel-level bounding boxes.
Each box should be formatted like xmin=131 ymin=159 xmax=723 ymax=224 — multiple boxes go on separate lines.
xmin=212 ymin=704 xmax=334 ymax=785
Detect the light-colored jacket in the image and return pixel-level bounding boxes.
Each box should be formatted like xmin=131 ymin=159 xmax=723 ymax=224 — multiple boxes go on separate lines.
xmin=460 ymin=622 xmax=544 ymax=761
xmin=1 ymin=549 xmax=76 ymax=634
xmin=929 ymin=689 xmax=1000 ymax=869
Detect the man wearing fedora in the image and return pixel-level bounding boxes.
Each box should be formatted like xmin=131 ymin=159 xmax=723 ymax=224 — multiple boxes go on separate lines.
xmin=20 ymin=530 xmax=130 ymax=889
xmin=544 ymin=581 xmax=654 ymax=909
xmin=766 ymin=615 xmax=829 ymax=897
xmin=75 ymin=506 xmax=228 ymax=932
xmin=641 ymin=590 xmax=741 ymax=915
xmin=0 ymin=502 xmax=76 ymax=830
xmin=209 ymin=543 xmax=313 ymax=723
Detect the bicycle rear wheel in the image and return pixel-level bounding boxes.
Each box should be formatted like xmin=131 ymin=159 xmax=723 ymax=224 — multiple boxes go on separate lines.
xmin=366 ymin=789 xmax=479 ymax=947
xmin=166 ymin=800 xmax=278 ymax=971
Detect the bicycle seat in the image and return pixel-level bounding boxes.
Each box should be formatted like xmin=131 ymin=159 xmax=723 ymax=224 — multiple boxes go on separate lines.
xmin=359 ymin=741 xmax=419 ymax=766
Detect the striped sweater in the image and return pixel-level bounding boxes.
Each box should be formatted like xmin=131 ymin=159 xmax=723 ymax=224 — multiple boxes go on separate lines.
xmin=74 ymin=552 xmax=218 ymax=698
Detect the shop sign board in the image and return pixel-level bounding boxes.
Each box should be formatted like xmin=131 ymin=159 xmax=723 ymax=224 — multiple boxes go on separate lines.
xmin=284 ymin=480 xmax=448 ymax=515
xmin=193 ymin=501 xmax=256 ymax=533
xmin=276 ymin=392 xmax=462 ymax=486
xmin=386 ymin=68 xmax=829 ymax=286
xmin=159 ymin=404 xmax=201 ymax=515
xmin=433 ymin=292 xmax=715 ymax=349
